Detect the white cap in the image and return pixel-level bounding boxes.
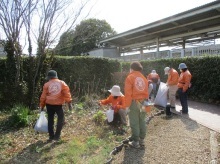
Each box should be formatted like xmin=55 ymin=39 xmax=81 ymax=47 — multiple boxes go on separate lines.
xmin=152 ymin=70 xmax=156 ymax=74
xmin=108 ymin=85 xmax=123 ymax=96
xmin=164 ymin=67 xmax=170 ymax=75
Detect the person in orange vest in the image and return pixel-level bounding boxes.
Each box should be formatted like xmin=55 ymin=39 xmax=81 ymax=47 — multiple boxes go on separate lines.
xmin=147 ymin=70 xmax=160 ymax=100
xmin=40 ymin=70 xmax=72 ymax=141
xmin=177 ymin=63 xmax=192 ymax=114
xmin=164 ymin=67 xmax=179 ymax=108
xmin=124 ymin=61 xmax=149 ymax=148
xmin=99 ymin=85 xmax=127 ymax=126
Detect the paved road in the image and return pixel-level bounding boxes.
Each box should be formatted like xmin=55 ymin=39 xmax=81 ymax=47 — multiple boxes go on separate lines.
xmin=173 ymin=100 xmax=220 ymax=133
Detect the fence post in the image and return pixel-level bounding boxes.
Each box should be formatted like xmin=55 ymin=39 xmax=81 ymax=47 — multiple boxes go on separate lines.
xmin=181 ymin=49 xmax=185 ymax=57
xmin=192 ymin=48 xmax=195 ymax=56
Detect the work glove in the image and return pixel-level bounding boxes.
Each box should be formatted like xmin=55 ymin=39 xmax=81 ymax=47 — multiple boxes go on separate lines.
xmin=97 ymin=101 xmax=102 ymax=106
xmin=68 ymin=103 xmax=73 ymax=111
xmin=39 ymin=107 xmax=45 ymax=112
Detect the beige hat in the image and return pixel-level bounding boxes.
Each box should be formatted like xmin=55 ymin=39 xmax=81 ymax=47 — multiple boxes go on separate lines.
xmin=108 ymin=85 xmax=123 ymax=96
xmin=164 ymin=67 xmax=170 ymax=75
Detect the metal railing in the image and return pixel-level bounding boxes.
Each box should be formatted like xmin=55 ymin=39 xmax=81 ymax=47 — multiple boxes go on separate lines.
xmin=114 ymin=44 xmax=220 ymax=61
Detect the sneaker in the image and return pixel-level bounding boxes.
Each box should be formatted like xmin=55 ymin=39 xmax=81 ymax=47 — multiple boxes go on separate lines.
xmin=47 ymin=136 xmax=54 ymax=142
xmin=128 ymin=141 xmax=140 ymax=148
xmin=53 ymin=136 xmax=61 ymax=141
xmin=165 ymin=115 xmax=173 ymax=119
xmin=139 ymin=139 xmax=145 ymax=147
xmin=180 ymin=110 xmax=188 ymax=114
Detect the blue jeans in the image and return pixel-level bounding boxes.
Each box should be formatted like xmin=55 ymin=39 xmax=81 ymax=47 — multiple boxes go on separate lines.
xmin=177 ymin=88 xmax=188 ymax=113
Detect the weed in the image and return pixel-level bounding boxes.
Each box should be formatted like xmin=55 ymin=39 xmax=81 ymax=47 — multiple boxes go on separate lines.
xmin=8 ymin=104 xmax=30 ymax=128
xmin=86 ymin=136 xmax=100 ymax=149
xmin=55 ymin=136 xmax=113 ymax=164
xmin=93 ymin=110 xmax=106 ymax=124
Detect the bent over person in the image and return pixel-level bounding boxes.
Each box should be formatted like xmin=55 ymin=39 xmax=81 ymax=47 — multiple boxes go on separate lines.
xmin=40 ymin=70 xmax=72 ymax=141
xmin=125 ymin=61 xmax=149 ymax=148
xmin=99 ymin=85 xmax=127 ymax=126
xmin=147 ymin=70 xmax=160 ymax=99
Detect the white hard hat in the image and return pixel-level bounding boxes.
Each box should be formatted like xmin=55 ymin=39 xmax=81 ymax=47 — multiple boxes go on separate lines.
xmin=164 ymin=67 xmax=170 ymax=75
xmin=178 ymin=63 xmax=187 ymax=69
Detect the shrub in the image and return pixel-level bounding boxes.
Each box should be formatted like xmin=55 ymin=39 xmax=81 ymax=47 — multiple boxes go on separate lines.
xmin=9 ymin=104 xmax=30 ymax=128
xmin=93 ymin=110 xmax=106 ymax=124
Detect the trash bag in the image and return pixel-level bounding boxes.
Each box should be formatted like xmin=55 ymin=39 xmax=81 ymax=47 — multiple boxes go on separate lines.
xmin=154 ymin=82 xmax=168 ymax=108
xmin=34 ymin=111 xmax=48 ymax=133
xmin=106 ymin=108 xmax=114 ymax=122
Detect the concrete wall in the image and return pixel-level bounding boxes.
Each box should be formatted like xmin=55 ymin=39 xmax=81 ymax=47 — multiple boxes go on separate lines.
xmin=88 ymin=47 xmax=120 ymax=58
xmin=0 ymin=45 xmax=6 ymax=57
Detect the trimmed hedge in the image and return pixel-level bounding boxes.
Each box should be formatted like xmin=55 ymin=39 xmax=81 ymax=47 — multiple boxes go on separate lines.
xmin=0 ymin=55 xmax=219 ymax=108
xmin=51 ymin=56 xmax=121 ymax=97
xmin=122 ymin=55 xmax=220 ymax=104
xmin=0 ymin=56 xmax=121 ymax=109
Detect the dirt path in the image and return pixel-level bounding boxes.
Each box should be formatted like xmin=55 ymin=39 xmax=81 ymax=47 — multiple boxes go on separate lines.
xmin=113 ymin=114 xmax=217 ymax=164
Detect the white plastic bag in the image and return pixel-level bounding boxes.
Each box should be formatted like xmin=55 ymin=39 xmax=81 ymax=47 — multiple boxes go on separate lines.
xmin=106 ymin=108 xmax=114 ymax=122
xmin=34 ymin=111 xmax=48 ymax=133
xmin=154 ymin=82 xmax=168 ymax=107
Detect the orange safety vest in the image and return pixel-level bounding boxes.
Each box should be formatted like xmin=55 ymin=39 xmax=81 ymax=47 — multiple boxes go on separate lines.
xmin=40 ymin=79 xmax=72 ymax=108
xmin=124 ymin=71 xmax=149 ymax=107
xmin=167 ymin=68 xmax=179 ymax=85
xmin=177 ymin=70 xmax=192 ymax=92
xmin=100 ymin=95 xmax=125 ymax=113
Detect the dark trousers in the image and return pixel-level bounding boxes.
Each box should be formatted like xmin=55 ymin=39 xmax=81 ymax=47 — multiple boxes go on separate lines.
xmin=46 ymin=104 xmax=64 ymax=139
xmin=108 ymin=113 xmax=121 ymax=126
xmin=177 ymin=88 xmax=188 ymax=113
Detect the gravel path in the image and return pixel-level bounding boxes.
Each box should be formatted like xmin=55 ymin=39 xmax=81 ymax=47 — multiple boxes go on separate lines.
xmin=113 ymin=114 xmax=213 ymax=164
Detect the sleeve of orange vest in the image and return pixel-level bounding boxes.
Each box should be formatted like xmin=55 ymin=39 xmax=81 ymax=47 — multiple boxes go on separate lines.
xmin=40 ymin=84 xmax=47 ymax=109
xmin=100 ymin=96 xmax=112 ymax=105
xmin=182 ymin=74 xmax=191 ymax=92
xmin=62 ymin=81 xmax=72 ymax=103
xmin=157 ymin=74 xmax=160 ymax=79
xmin=147 ymin=74 xmax=151 ymax=80
xmin=124 ymin=76 xmax=133 ymax=107
xmin=116 ymin=96 xmax=126 ymax=110
xmin=168 ymin=72 xmax=179 ymax=85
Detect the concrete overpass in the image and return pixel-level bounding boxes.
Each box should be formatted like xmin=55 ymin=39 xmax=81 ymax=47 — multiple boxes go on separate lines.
xmin=100 ymin=1 xmax=220 ymax=57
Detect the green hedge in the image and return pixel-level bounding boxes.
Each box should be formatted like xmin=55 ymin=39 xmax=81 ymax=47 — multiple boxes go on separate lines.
xmin=51 ymin=56 xmax=121 ymax=97
xmin=122 ymin=55 xmax=220 ymax=104
xmin=0 ymin=55 xmax=219 ymax=108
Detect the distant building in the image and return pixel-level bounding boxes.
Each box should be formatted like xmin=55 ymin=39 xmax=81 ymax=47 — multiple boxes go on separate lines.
xmin=88 ymin=47 xmax=120 ymax=58
xmin=0 ymin=44 xmax=6 ymax=57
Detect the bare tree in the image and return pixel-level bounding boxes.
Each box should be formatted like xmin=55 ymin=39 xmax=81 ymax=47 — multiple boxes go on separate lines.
xmin=28 ymin=0 xmax=93 ymax=107
xmin=0 ymin=0 xmax=93 ymax=108
xmin=0 ymin=0 xmax=37 ymax=85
